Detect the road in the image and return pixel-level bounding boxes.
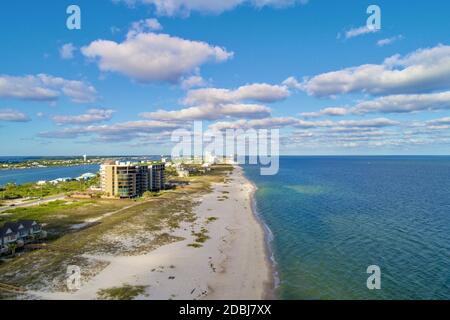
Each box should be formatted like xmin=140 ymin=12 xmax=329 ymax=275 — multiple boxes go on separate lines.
xmin=0 ymin=194 xmax=66 ymax=213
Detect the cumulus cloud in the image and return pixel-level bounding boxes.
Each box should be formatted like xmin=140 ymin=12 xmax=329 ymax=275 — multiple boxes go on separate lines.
xmin=143 ymin=103 xmax=271 ymax=121
xmin=209 ymin=117 xmax=299 ymax=131
xmin=128 ymin=18 xmax=163 ymax=38
xmin=351 ymin=91 xmax=450 ymax=114
xmin=0 ymin=74 xmax=97 ymax=103
xmin=180 ymin=75 xmax=207 ymax=90
xmin=208 ymin=117 xmax=398 ymax=131
xmin=282 ymin=76 xmax=303 ymax=90
xmin=52 ymin=109 xmax=115 ymax=125
xmin=284 ymin=128 xmax=406 ymax=149
xmin=38 ymin=120 xmax=184 ymax=141
xmin=117 ymin=0 xmax=308 ymax=17
xmin=143 ymin=82 xmax=288 ymax=121
xmin=184 ymin=83 xmax=290 ymax=105
xmin=0 ymin=108 xmax=30 ymax=122
xmin=427 ymin=117 xmax=450 ymax=126
xmin=81 ymin=32 xmax=233 ymax=83
xmin=59 ymin=43 xmax=76 ymax=59
xmin=306 ymin=91 xmax=450 ymax=117
xmin=301 ymin=107 xmax=349 ymax=118
xmin=298 ymin=44 xmax=450 ymax=97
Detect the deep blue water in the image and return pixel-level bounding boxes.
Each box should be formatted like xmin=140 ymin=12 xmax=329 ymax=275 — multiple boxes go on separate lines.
xmin=244 ymin=156 xmax=450 ymax=300
xmin=0 ymin=165 xmax=100 ymax=186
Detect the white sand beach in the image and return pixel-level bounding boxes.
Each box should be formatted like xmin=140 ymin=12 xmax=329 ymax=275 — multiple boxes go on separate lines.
xmin=34 ymin=166 xmax=272 ymax=300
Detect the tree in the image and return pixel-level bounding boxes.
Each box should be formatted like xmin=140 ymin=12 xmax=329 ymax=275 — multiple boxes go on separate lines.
xmin=7 ymin=243 xmax=17 ymax=257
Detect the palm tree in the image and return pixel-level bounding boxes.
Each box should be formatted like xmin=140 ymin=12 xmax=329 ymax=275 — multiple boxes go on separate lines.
xmin=7 ymin=243 xmax=17 ymax=257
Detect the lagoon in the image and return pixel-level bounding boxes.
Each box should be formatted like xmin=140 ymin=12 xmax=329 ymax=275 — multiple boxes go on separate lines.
xmin=0 ymin=164 xmax=100 ymax=186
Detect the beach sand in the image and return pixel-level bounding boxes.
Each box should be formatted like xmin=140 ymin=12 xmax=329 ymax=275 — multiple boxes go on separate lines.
xmin=35 ymin=166 xmax=272 ymax=300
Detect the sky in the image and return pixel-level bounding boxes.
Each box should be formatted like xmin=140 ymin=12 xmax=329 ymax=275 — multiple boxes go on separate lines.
xmin=1 ymin=0 xmax=450 ymax=156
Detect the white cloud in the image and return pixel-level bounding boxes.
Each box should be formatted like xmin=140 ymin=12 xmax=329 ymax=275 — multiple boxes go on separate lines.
xmin=38 ymin=120 xmax=184 ymax=141
xmin=0 ymin=108 xmax=30 ymax=122
xmin=144 ymin=82 xmax=288 ymax=121
xmin=299 ymin=44 xmax=450 ymax=97
xmin=82 ymin=32 xmax=233 ymax=83
xmin=110 ymin=26 xmax=121 ymax=34
xmin=184 ymin=83 xmax=290 ymax=105
xmin=59 ymin=43 xmax=77 ymax=59
xmin=208 ymin=117 xmax=398 ymax=131
xmin=351 ymin=91 xmax=450 ymax=114
xmin=377 ymin=35 xmax=403 ymax=47
xmin=180 ymin=75 xmax=207 ymax=90
xmin=144 ymin=18 xmax=162 ymax=30
xmin=344 ymin=26 xmax=379 ymax=39
xmin=52 ymin=109 xmax=115 ymax=125
xmin=303 ymin=91 xmax=450 ymax=117
xmin=427 ymin=117 xmax=450 ymax=126
xmin=143 ymin=103 xmax=271 ymax=121
xmin=282 ymin=76 xmax=303 ymax=90
xmin=209 ymin=117 xmax=298 ymax=131
xmin=301 ymin=107 xmax=348 ymax=118
xmin=128 ymin=18 xmax=163 ymax=38
xmin=117 ymin=0 xmax=308 ymax=17
xmin=0 ymin=74 xmax=97 ymax=103
xmin=326 ymin=118 xmax=399 ymax=128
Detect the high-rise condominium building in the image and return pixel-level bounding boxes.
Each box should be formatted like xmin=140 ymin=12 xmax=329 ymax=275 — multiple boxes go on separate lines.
xmin=100 ymin=161 xmax=165 ymax=198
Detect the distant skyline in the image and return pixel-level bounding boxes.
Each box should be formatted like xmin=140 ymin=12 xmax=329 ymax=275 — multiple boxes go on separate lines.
xmin=1 ymin=0 xmax=450 ymax=156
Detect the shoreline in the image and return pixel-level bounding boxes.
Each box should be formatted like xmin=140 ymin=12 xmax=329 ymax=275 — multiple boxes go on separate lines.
xmin=31 ymin=165 xmax=272 ymax=300
xmin=243 ymin=168 xmax=278 ymax=300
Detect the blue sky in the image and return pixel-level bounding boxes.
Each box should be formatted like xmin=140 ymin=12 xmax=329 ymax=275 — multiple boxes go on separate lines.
xmin=1 ymin=0 xmax=450 ymax=156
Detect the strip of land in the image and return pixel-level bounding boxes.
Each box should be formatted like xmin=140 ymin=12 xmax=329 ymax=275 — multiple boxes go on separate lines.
xmin=0 ymin=165 xmax=272 ymax=300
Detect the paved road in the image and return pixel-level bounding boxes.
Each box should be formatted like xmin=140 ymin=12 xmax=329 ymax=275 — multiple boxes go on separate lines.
xmin=0 ymin=195 xmax=66 ymax=213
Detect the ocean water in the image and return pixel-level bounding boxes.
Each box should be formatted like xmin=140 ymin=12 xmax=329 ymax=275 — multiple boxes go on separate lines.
xmin=0 ymin=164 xmax=100 ymax=186
xmin=243 ymin=156 xmax=450 ymax=300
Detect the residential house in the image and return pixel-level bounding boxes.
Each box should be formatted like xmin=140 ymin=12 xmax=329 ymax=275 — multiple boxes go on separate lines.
xmin=0 ymin=220 xmax=45 ymax=255
xmin=0 ymin=225 xmax=18 ymax=249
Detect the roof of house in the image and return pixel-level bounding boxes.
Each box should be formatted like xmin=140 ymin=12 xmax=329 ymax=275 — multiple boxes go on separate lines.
xmin=18 ymin=220 xmax=39 ymax=229
xmin=0 ymin=226 xmax=14 ymax=237
xmin=3 ymin=222 xmax=24 ymax=233
xmin=0 ymin=220 xmax=40 ymax=235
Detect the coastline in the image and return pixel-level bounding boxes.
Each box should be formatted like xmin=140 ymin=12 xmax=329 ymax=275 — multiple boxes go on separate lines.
xmin=243 ymin=168 xmax=278 ymax=300
xmin=32 ymin=165 xmax=272 ymax=300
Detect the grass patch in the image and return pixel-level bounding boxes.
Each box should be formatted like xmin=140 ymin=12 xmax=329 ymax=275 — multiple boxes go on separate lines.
xmin=187 ymin=243 xmax=202 ymax=248
xmin=191 ymin=227 xmax=210 ymax=244
xmin=97 ymin=284 xmax=147 ymax=300
xmin=206 ymin=217 xmax=218 ymax=224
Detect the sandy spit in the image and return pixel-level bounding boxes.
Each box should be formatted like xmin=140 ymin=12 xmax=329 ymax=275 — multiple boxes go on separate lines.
xmin=34 ymin=166 xmax=272 ymax=300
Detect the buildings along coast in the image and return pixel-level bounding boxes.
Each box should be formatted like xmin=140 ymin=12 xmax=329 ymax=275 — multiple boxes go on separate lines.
xmin=100 ymin=161 xmax=166 ymax=198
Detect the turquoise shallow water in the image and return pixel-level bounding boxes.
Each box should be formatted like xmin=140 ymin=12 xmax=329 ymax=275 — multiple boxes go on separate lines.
xmin=243 ymin=156 xmax=450 ymax=300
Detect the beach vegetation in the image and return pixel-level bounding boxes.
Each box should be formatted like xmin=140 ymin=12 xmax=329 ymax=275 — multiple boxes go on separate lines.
xmin=187 ymin=243 xmax=202 ymax=248
xmin=191 ymin=227 xmax=210 ymax=244
xmin=0 ymin=163 xmax=234 ymax=297
xmin=143 ymin=191 xmax=161 ymax=198
xmin=97 ymin=284 xmax=147 ymax=300
xmin=0 ymin=176 xmax=100 ymax=200
xmin=206 ymin=217 xmax=218 ymax=223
